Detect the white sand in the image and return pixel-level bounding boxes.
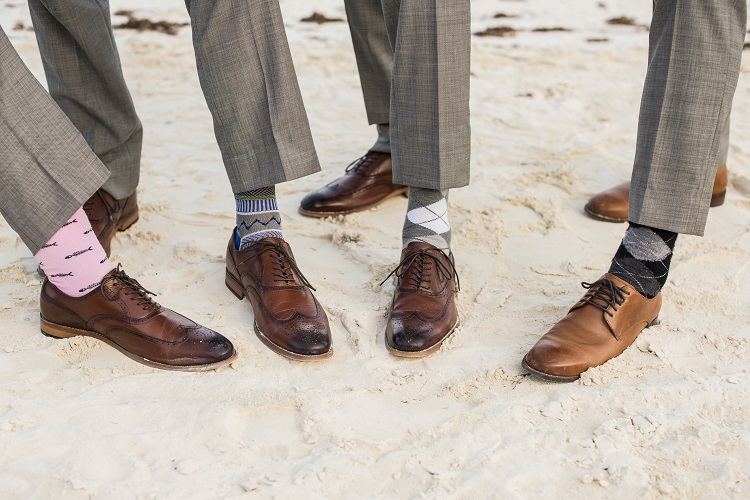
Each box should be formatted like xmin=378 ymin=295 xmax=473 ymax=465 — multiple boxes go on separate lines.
xmin=2 ymin=0 xmax=750 ymax=497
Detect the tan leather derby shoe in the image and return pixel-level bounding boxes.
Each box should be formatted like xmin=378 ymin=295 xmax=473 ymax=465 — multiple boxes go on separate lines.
xmin=383 ymin=242 xmax=459 ymax=357
xmin=225 ymin=232 xmax=332 ymax=360
xmin=523 ymin=273 xmax=661 ymax=382
xmin=299 ymin=152 xmax=408 ymax=217
xmin=40 ymin=267 xmax=236 ymax=371
xmin=585 ymin=165 xmax=727 ymax=222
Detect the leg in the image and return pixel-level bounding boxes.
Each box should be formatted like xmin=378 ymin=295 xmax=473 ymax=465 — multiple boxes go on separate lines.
xmin=629 ymin=0 xmax=746 ymax=236
xmin=524 ymin=0 xmax=747 ymax=382
xmin=183 ymin=0 xmax=331 ymax=359
xmin=377 ymin=0 xmax=470 ymax=357
xmin=299 ymin=0 xmax=406 ymax=218
xmin=27 ymin=0 xmax=142 ymax=200
xmin=0 ymin=27 xmax=235 ymax=371
xmin=184 ymin=0 xmax=320 ymax=191
xmin=380 ymin=0 xmax=471 ymax=190
xmin=0 ymin=26 xmax=109 ymax=253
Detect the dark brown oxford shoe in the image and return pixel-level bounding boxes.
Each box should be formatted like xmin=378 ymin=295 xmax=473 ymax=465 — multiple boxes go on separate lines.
xmin=83 ymin=189 xmax=139 ymax=255
xmin=225 ymin=232 xmax=332 ymax=360
xmin=584 ymin=165 xmax=727 ymax=222
xmin=383 ymin=242 xmax=460 ymax=357
xmin=522 ymin=274 xmax=661 ymax=382
xmin=299 ymin=151 xmax=408 ymax=217
xmin=40 ymin=267 xmax=236 ymax=371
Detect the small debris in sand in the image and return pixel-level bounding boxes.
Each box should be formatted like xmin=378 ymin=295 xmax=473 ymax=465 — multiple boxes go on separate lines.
xmin=587 ymin=38 xmax=610 ymax=43
xmin=598 ymin=2 xmax=607 ymax=8
xmin=532 ymin=27 xmax=572 ymax=33
xmin=607 ymin=16 xmax=637 ymax=25
xmin=474 ymin=26 xmax=517 ymax=38
xmin=494 ymin=13 xmax=519 ymax=19
xmin=744 ymin=42 xmax=750 ymax=50
xmin=113 ymin=10 xmax=188 ymax=36
xmin=12 ymin=21 xmax=30 ymax=31
xmin=301 ymin=12 xmax=344 ymax=24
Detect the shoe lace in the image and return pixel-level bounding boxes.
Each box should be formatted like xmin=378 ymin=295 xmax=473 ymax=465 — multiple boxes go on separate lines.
xmin=105 ymin=264 xmax=159 ymax=311
xmin=257 ymin=242 xmax=316 ymax=291
xmin=580 ymin=278 xmax=629 ymax=317
xmin=344 ymin=152 xmax=378 ymax=175
xmin=379 ymin=249 xmax=460 ymax=291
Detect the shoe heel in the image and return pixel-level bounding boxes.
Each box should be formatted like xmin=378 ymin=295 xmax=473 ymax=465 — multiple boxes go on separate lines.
xmin=40 ymin=317 xmax=80 ymax=339
xmin=648 ymin=316 xmax=660 ymax=328
xmin=117 ymin=209 xmax=140 ymax=232
xmin=225 ymin=270 xmax=245 ymax=300
xmin=710 ymin=190 xmax=726 ymax=207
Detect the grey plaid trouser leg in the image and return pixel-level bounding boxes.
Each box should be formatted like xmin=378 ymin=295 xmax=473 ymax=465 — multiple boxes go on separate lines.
xmin=629 ymin=0 xmax=746 ymax=236
xmin=345 ymin=0 xmax=471 ymax=190
xmin=0 ymin=26 xmax=110 ymax=254
xmin=29 ymin=0 xmax=320 ymax=195
xmin=28 ymin=0 xmax=142 ymax=200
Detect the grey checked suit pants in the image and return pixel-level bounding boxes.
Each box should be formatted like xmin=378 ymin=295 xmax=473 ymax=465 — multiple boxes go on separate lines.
xmin=0 ymin=26 xmax=110 ymax=254
xmin=629 ymin=0 xmax=747 ymax=236
xmin=27 ymin=0 xmax=320 ymax=197
xmin=344 ymin=0 xmax=471 ymax=190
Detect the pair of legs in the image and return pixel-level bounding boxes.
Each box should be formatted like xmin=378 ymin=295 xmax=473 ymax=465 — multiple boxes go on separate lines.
xmin=524 ymin=0 xmax=747 ymax=381
xmin=3 ymin=0 xmax=327 ymax=369
xmin=300 ymin=0 xmax=471 ymax=356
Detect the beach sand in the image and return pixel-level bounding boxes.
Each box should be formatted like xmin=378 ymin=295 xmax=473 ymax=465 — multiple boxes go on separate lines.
xmin=2 ymin=0 xmax=750 ymax=497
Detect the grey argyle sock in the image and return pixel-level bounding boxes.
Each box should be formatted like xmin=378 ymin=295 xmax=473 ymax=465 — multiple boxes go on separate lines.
xmin=608 ymin=223 xmax=677 ymax=298
xmin=402 ymin=188 xmax=451 ymax=250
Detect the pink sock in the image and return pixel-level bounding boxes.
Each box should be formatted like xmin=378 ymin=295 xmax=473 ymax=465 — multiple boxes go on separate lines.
xmin=35 ymin=208 xmax=114 ymax=297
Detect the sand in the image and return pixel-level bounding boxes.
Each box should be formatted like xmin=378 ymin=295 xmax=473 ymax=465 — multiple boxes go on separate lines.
xmin=2 ymin=0 xmax=750 ymax=498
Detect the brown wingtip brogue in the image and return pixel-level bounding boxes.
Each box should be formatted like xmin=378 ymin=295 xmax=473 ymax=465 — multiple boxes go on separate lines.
xmin=584 ymin=165 xmax=728 ymax=222
xmin=383 ymin=242 xmax=460 ymax=358
xmin=299 ymin=151 xmax=408 ymax=218
xmin=522 ymin=273 xmax=661 ymax=382
xmin=225 ymin=232 xmax=332 ymax=361
xmin=84 ymin=189 xmax=140 ymax=255
xmin=40 ymin=267 xmax=236 ymax=371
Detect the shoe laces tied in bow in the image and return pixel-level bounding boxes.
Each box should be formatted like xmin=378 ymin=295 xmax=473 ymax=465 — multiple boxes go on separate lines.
xmin=580 ymin=278 xmax=629 ymax=317
xmin=380 ymin=248 xmax=460 ymax=291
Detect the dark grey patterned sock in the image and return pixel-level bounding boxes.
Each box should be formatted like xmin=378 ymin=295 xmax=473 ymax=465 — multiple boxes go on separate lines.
xmin=402 ymin=188 xmax=451 ymax=250
xmin=608 ymin=223 xmax=677 ymax=298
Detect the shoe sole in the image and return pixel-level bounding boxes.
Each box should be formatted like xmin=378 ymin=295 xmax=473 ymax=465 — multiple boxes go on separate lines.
xmin=40 ymin=316 xmax=237 ymax=372
xmin=584 ymin=190 xmax=726 ymax=223
xmin=298 ymin=187 xmax=409 ymax=218
xmin=385 ymin=319 xmax=460 ymax=358
xmin=224 ymin=270 xmax=333 ymax=361
xmin=521 ymin=316 xmax=660 ymax=383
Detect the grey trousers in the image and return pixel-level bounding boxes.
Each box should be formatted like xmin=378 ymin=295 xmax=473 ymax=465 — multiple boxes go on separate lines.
xmin=27 ymin=0 xmax=320 ymax=198
xmin=629 ymin=0 xmax=746 ymax=236
xmin=344 ymin=0 xmax=471 ymax=190
xmin=0 ymin=26 xmax=110 ymax=254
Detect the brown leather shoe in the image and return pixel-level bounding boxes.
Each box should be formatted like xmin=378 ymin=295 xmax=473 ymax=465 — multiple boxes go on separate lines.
xmin=40 ymin=267 xmax=236 ymax=371
xmin=299 ymin=152 xmax=408 ymax=217
xmin=383 ymin=242 xmax=460 ymax=357
xmin=83 ymin=189 xmax=139 ymax=255
xmin=584 ymin=165 xmax=728 ymax=222
xmin=522 ymin=273 xmax=661 ymax=382
xmin=225 ymin=233 xmax=332 ymax=360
